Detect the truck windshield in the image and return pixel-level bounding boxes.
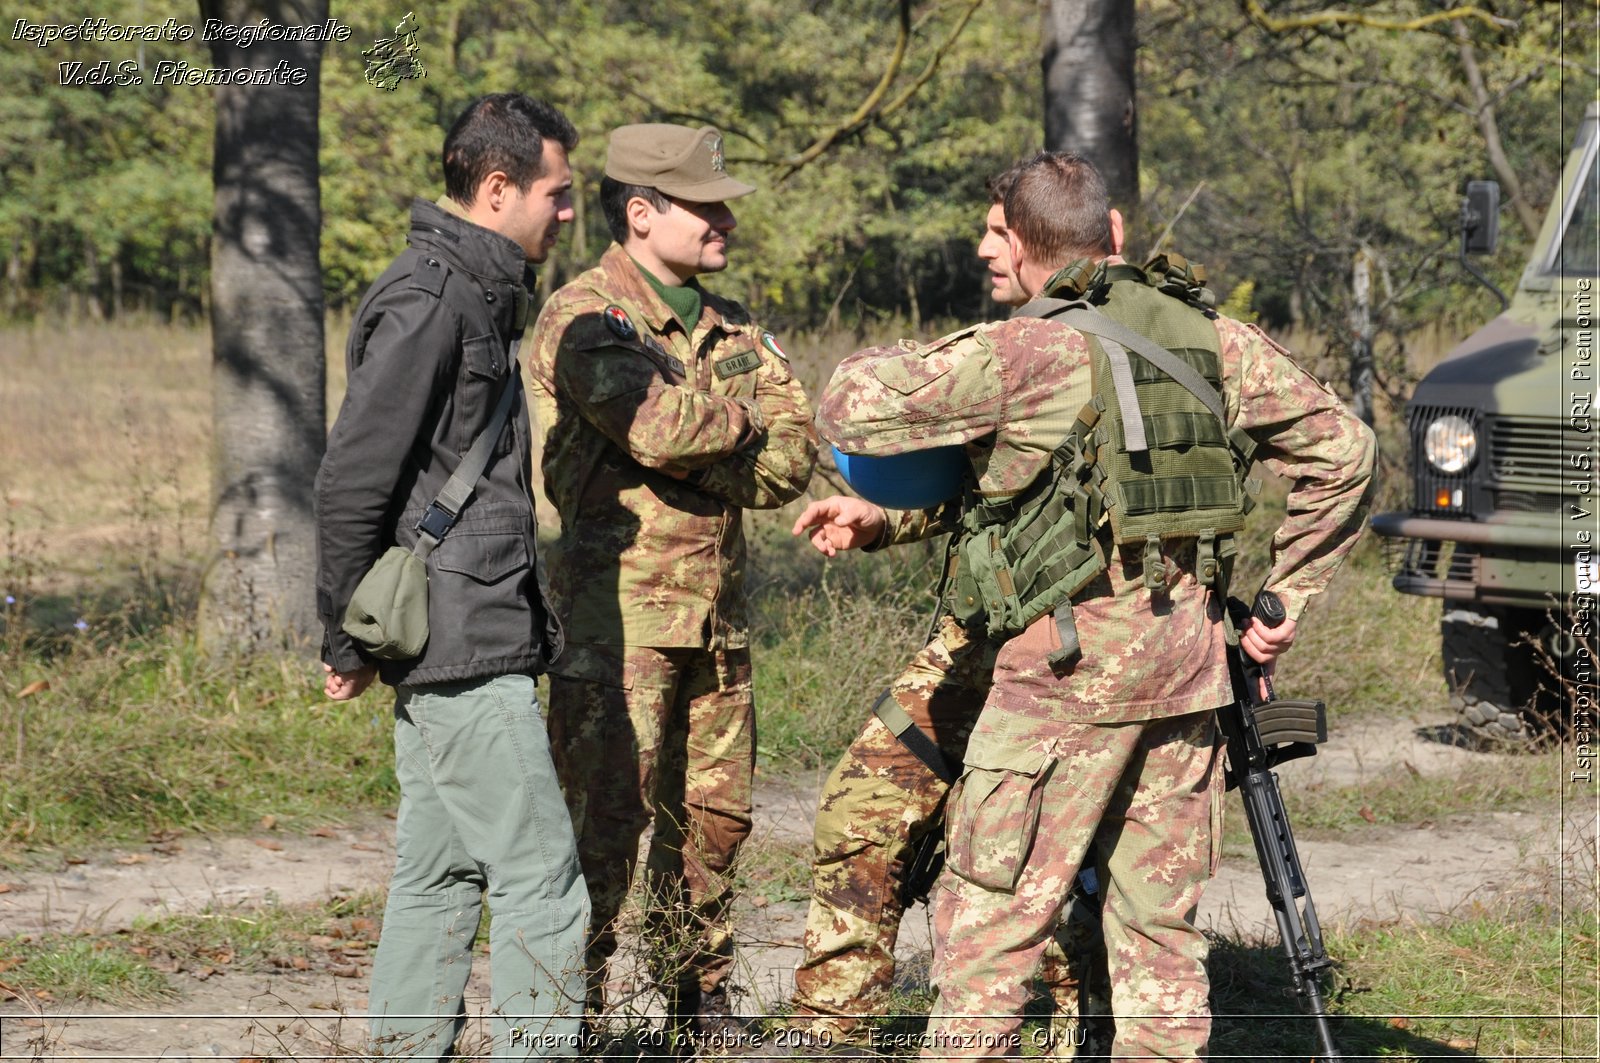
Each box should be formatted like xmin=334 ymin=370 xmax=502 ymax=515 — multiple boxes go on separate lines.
xmin=1555 ymin=144 xmax=1598 ymax=275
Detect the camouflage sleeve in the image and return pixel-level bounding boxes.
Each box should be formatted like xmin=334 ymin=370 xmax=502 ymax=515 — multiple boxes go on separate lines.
xmin=692 ymin=346 xmax=818 ymax=509
xmin=816 ymin=327 xmax=1005 ymax=456
xmin=529 ymin=299 xmax=762 ymax=472
xmin=1222 ymin=318 xmax=1377 ymax=621
xmin=871 ymin=503 xmax=958 ymax=549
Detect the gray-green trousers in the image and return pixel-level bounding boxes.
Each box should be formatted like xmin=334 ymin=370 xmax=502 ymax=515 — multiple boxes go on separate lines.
xmin=369 ymin=674 xmax=590 ymax=1060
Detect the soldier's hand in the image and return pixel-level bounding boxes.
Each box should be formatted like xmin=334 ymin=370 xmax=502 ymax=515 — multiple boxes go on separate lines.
xmin=1240 ymin=613 xmax=1296 ymax=698
xmin=791 ymin=495 xmax=887 ymax=556
xmin=324 ymin=662 xmax=378 ymax=701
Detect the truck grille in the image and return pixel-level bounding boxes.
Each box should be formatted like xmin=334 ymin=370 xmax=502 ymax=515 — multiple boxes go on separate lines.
xmin=1489 ymin=416 xmax=1576 ymax=490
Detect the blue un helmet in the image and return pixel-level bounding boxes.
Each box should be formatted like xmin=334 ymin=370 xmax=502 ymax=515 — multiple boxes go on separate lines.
xmin=831 ymin=445 xmax=966 ymax=510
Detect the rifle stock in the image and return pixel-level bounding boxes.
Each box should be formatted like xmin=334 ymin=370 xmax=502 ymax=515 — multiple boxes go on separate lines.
xmin=1223 ymin=592 xmax=1342 ymax=1061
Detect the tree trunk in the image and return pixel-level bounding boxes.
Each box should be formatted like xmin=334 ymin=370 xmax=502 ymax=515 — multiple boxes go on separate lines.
xmin=1349 ymin=246 xmax=1375 ymax=427
xmin=1454 ymin=22 xmax=1541 ymax=241
xmin=198 ymin=0 xmax=327 ymax=652
xmin=1042 ymin=0 xmax=1139 ymax=223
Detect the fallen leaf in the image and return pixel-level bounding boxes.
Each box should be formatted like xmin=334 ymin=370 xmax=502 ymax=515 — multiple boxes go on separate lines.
xmin=1388 ymin=1016 xmax=1411 ymax=1030
xmin=18 ymin=680 xmax=48 ymax=698
xmin=292 ymin=956 xmax=311 ymax=971
xmin=1446 ymin=1038 xmax=1476 ymax=1050
xmin=252 ymin=838 xmax=284 ymax=852
xmin=152 ymin=842 xmax=183 ymax=855
xmin=0 ymin=883 xmax=13 ymax=894
xmin=0 ymin=958 xmax=17 ymax=973
xmin=192 ymin=965 xmax=217 ymax=980
xmin=32 ymin=989 xmax=53 ymax=1001
xmin=750 ymin=896 xmax=769 ymax=909
xmin=1358 ymin=805 xmax=1377 ymax=824
xmin=64 ymin=856 xmax=88 ymax=865
xmin=259 ymin=814 xmax=278 ymax=831
xmin=115 ymin=853 xmax=150 ymax=865
xmin=348 ymin=917 xmax=378 ymax=935
xmin=309 ymin=826 xmax=338 ymax=838
xmin=351 ymin=842 xmax=383 ymax=852
xmin=330 ymin=964 xmax=360 ymax=978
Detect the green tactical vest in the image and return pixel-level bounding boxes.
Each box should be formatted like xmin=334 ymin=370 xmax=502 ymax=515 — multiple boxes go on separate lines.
xmin=947 ymin=257 xmax=1258 ymax=666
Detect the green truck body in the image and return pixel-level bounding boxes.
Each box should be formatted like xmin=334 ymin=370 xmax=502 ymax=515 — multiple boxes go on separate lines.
xmin=1372 ymin=100 xmax=1598 ymax=740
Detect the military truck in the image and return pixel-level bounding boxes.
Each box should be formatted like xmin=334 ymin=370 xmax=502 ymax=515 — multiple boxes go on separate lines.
xmin=1372 ymin=100 xmax=1598 ymax=742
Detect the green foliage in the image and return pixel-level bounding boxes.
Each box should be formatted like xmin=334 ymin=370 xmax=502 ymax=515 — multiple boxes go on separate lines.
xmin=1139 ymin=0 xmax=1583 ymax=395
xmin=3 ymin=0 xmax=1582 ymax=372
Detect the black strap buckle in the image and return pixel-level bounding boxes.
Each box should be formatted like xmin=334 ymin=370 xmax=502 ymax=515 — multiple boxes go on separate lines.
xmin=416 ymin=502 xmax=458 ymax=541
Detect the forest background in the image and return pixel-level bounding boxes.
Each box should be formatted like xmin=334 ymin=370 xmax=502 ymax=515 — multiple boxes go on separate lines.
xmin=4 ymin=0 xmax=1590 ymax=355
xmin=0 ymin=3 xmax=1596 ymax=1058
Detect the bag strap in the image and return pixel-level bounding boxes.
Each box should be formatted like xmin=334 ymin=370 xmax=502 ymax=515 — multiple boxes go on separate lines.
xmin=1058 ymin=307 xmax=1227 ymax=425
xmin=1014 ymin=296 xmax=1228 ymax=427
xmin=872 ymin=690 xmax=959 ymax=785
xmin=412 ymin=295 xmax=528 ymax=561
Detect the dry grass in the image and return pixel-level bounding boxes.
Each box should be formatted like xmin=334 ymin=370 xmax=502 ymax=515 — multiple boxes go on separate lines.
xmin=0 ymin=319 xmax=351 ymax=594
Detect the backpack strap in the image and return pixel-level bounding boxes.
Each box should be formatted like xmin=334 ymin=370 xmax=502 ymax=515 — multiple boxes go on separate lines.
xmin=1056 ymin=307 xmax=1228 ymax=425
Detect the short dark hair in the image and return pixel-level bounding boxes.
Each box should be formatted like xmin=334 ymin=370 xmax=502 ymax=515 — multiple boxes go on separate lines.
xmin=985 ymin=158 xmax=1029 ymax=206
xmin=599 ymin=177 xmax=670 ymax=243
xmin=1004 ymin=151 xmax=1113 ymax=266
xmin=443 ymin=94 xmax=578 ymax=206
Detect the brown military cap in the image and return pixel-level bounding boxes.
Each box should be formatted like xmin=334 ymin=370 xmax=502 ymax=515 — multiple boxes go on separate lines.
xmin=605 ymin=124 xmax=755 ymax=202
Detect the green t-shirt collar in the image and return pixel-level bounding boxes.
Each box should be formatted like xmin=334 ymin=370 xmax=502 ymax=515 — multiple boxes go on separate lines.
xmin=632 ymin=257 xmax=703 ymax=331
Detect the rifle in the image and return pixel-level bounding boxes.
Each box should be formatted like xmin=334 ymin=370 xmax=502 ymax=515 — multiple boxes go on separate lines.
xmin=1222 ymin=591 xmax=1342 ymax=1061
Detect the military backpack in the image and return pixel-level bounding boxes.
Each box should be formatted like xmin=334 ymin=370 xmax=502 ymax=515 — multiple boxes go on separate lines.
xmin=946 ymin=256 xmax=1260 ymax=664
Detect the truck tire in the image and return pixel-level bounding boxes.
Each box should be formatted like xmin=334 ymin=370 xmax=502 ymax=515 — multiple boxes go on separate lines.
xmin=1441 ymin=605 xmax=1550 ymax=745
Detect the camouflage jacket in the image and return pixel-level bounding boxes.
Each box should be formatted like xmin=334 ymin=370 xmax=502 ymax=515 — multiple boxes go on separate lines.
xmin=528 ymin=244 xmax=816 ymax=650
xmin=820 ymin=292 xmax=1375 ymax=724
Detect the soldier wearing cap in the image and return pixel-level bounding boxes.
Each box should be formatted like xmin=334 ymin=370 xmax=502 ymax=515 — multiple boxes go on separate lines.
xmin=527 ymin=123 xmax=816 ymax=1045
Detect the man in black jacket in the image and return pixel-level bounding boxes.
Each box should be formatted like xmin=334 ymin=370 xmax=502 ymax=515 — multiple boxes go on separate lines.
xmin=315 ymin=94 xmax=588 ymax=1060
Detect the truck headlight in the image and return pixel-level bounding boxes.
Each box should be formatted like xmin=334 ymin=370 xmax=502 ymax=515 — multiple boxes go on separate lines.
xmin=1423 ymin=415 xmax=1477 ymax=473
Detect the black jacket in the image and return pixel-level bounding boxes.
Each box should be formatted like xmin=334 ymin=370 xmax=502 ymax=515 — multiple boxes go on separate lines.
xmin=315 ymin=198 xmax=561 ymax=686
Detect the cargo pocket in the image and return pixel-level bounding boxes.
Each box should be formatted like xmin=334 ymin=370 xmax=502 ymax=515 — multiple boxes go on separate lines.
xmin=945 ymin=737 xmax=1054 ymax=893
xmin=431 ymin=526 xmax=527 ymax=585
xmin=459 ymin=334 xmax=512 ymax=454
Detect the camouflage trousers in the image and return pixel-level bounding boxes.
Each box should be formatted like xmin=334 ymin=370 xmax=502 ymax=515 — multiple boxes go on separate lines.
xmin=924 ymin=708 xmax=1224 ymax=1061
xmin=792 ymin=618 xmax=1101 ymax=1044
xmin=548 ymin=644 xmax=755 ymax=1005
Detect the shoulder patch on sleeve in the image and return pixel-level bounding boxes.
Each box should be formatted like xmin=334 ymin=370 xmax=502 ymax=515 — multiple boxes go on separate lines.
xmin=603 ymin=305 xmax=636 ymax=339
xmin=405 ymin=253 xmax=448 ymax=297
xmin=759 ymin=331 xmax=788 ymax=361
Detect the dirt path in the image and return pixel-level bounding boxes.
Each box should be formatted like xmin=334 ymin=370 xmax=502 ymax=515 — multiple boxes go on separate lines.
xmin=0 ymin=710 xmax=1585 ymax=1060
